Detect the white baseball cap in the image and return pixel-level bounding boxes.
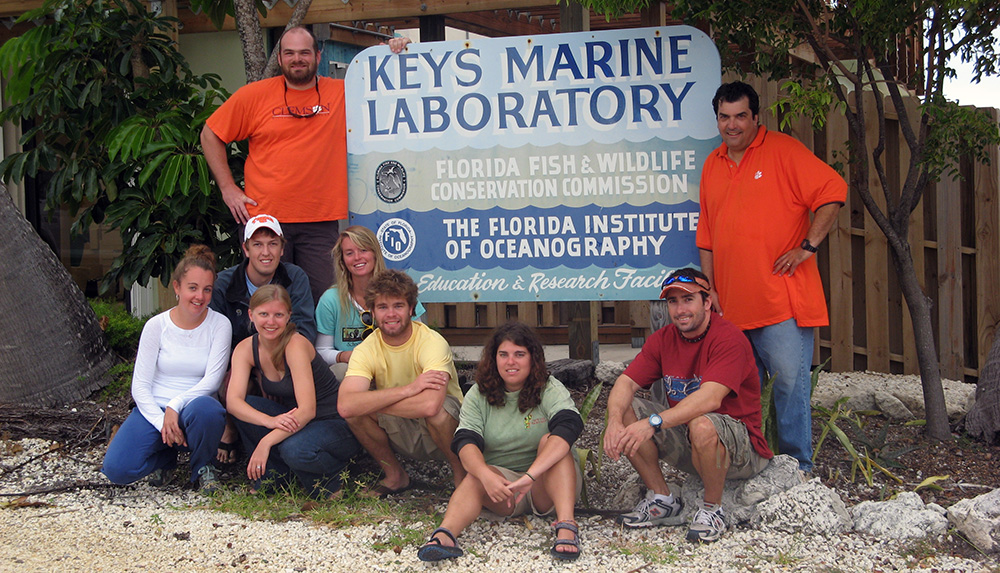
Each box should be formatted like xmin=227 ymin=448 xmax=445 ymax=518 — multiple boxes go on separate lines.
xmin=244 ymin=214 xmax=283 ymax=242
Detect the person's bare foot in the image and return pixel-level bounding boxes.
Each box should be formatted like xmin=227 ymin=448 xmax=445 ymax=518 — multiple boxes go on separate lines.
xmin=216 ymin=421 xmax=238 ymax=464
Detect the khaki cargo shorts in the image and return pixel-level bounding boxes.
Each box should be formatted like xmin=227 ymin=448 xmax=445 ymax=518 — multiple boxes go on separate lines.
xmin=494 ymin=454 xmax=584 ymax=517
xmin=377 ymin=394 xmax=461 ymax=461
xmin=632 ymin=397 xmax=770 ymax=479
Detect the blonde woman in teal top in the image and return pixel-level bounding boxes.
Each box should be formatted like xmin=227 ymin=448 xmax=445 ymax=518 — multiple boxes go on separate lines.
xmin=315 ymin=226 xmax=423 ymax=376
xmin=418 ymin=322 xmax=584 ymax=563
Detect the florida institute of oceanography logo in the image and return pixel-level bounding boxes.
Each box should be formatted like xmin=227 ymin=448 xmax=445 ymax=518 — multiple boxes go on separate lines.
xmin=377 ymin=218 xmax=416 ymax=262
xmin=375 ymin=160 xmax=406 ymax=203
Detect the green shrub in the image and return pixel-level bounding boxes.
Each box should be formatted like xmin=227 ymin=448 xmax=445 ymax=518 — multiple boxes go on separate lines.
xmin=89 ymin=299 xmax=152 ymax=358
xmin=100 ymin=362 xmax=135 ymax=400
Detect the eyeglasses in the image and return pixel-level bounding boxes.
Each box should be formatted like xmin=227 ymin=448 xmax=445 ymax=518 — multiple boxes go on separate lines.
xmin=361 ymin=310 xmax=376 ymax=340
xmin=661 ymin=274 xmax=710 ymax=291
xmin=283 ymin=82 xmax=322 ymax=118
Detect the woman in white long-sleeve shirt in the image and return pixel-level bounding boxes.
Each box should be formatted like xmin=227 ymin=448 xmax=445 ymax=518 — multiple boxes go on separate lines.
xmin=102 ymin=245 xmax=232 ymax=493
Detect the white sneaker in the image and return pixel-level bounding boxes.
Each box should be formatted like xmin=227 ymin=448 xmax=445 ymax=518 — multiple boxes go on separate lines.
xmin=616 ymin=492 xmax=685 ymax=528
xmin=686 ymin=507 xmax=726 ymax=543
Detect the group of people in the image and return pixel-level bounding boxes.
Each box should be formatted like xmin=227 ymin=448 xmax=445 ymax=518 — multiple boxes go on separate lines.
xmin=101 ymin=18 xmax=847 ymax=563
xmin=98 ymin=221 xmax=586 ymax=559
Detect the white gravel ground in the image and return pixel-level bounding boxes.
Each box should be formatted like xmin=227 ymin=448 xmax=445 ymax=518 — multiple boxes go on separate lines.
xmin=2 ymin=435 xmax=998 ymax=572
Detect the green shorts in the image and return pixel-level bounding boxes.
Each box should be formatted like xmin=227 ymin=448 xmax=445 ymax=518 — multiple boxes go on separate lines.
xmin=376 ymin=394 xmax=461 ymax=461
xmin=631 ymin=397 xmax=770 ymax=479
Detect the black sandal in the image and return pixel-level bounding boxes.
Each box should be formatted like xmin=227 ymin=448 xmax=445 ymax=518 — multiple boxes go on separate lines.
xmin=417 ymin=527 xmax=464 ymax=562
xmin=216 ymin=440 xmax=238 ymax=464
xmin=550 ymin=520 xmax=581 ymax=561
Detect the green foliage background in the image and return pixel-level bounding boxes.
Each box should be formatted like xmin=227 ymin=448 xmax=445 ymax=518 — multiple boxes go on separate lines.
xmin=0 ymin=0 xmax=243 ymax=292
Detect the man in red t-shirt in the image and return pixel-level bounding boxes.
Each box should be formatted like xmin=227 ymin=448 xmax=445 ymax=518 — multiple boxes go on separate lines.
xmin=605 ymin=268 xmax=773 ymax=543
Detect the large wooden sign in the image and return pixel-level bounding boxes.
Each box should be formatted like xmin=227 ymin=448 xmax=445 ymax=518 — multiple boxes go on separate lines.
xmin=345 ymin=26 xmax=720 ymax=302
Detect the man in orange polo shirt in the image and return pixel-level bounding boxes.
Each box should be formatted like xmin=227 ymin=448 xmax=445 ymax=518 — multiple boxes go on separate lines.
xmin=201 ymin=27 xmax=409 ymax=304
xmin=696 ymin=81 xmax=846 ymax=473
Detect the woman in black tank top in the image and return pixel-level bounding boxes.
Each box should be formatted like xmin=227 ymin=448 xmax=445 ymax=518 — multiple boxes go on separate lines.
xmin=226 ymin=285 xmax=360 ymax=498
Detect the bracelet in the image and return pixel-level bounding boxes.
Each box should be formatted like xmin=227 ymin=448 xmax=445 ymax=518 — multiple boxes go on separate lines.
xmin=525 ymin=471 xmax=536 ymax=482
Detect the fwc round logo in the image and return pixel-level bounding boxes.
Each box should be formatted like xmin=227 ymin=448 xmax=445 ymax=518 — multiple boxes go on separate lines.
xmin=377 ymin=218 xmax=416 ymax=262
xmin=375 ymin=160 xmax=406 ymax=203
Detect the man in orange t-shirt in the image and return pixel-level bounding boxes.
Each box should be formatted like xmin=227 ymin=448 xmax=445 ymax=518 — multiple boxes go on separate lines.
xmin=201 ymin=27 xmax=408 ymax=304
xmin=696 ymin=81 xmax=846 ymax=473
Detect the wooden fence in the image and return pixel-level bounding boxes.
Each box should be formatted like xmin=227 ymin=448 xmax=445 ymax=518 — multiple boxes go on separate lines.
xmin=430 ymin=79 xmax=1000 ymax=382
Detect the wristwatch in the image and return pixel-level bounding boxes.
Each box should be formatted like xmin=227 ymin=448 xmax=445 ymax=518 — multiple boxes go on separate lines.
xmin=648 ymin=413 xmax=663 ymax=433
xmin=800 ymin=239 xmax=818 ymax=253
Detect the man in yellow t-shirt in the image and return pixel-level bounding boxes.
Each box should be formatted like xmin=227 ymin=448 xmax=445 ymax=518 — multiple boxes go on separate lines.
xmin=339 ymin=270 xmax=464 ymax=495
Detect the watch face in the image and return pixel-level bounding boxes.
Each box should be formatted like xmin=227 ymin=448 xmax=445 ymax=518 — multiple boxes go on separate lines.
xmin=650 ymin=414 xmax=662 ymax=426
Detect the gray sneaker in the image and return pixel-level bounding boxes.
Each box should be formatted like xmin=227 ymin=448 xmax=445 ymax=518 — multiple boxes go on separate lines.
xmin=148 ymin=468 xmax=173 ymax=487
xmin=616 ymin=492 xmax=685 ymax=528
xmin=686 ymin=507 xmax=726 ymax=543
xmin=197 ymin=465 xmax=220 ymax=494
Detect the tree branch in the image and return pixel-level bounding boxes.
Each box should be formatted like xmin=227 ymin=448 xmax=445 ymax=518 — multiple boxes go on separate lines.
xmin=263 ymin=0 xmax=314 ymax=79
xmin=793 ymin=0 xmax=859 ymax=84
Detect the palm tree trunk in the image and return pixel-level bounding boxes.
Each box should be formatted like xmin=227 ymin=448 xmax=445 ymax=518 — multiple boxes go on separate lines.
xmin=234 ymin=0 xmax=266 ymax=82
xmin=0 ymin=188 xmax=116 ymax=406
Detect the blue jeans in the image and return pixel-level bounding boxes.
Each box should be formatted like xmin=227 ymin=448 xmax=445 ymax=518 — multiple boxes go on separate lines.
xmin=233 ymin=395 xmax=361 ymax=498
xmin=745 ymin=318 xmax=814 ymax=471
xmin=102 ymin=396 xmax=225 ymax=484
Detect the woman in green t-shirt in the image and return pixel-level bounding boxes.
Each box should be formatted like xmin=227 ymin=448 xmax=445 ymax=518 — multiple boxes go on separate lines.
xmin=417 ymin=322 xmax=584 ymax=562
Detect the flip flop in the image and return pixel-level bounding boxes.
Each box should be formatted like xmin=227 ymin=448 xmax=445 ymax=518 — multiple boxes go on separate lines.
xmin=417 ymin=527 xmax=463 ymax=562
xmin=550 ymin=520 xmax=581 ymax=561
xmin=217 ymin=440 xmax=238 ymax=464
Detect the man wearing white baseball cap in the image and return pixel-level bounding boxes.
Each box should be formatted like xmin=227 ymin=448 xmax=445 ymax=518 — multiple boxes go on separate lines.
xmin=210 ymin=214 xmax=316 ymax=462
xmin=603 ymin=268 xmax=772 ymax=543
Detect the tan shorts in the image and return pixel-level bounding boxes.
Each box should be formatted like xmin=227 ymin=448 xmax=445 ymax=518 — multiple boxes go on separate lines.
xmin=632 ymin=397 xmax=770 ymax=479
xmin=377 ymin=395 xmax=461 ymax=461
xmin=494 ymin=455 xmax=584 ymax=517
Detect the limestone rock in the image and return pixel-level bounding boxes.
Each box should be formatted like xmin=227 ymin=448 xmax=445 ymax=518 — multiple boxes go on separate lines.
xmin=680 ymin=454 xmax=802 ymax=525
xmin=874 ymin=391 xmax=914 ymax=421
xmin=851 ymin=491 xmax=948 ymax=540
xmin=595 ymin=361 xmax=626 ymax=386
xmin=750 ymin=478 xmax=852 ymax=535
xmin=947 ymin=488 xmax=1000 ymax=553
xmin=813 ymin=371 xmax=976 ymax=421
xmin=547 ymin=359 xmax=594 ymax=390
xmin=611 ymin=473 xmax=646 ymax=510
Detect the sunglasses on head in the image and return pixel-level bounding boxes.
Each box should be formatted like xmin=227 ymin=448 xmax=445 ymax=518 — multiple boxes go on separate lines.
xmin=661 ymin=274 xmax=710 ymax=290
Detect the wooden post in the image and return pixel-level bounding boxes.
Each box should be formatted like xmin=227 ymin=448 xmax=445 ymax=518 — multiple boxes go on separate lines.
xmin=937 ymin=160 xmax=964 ymax=379
xmin=826 ymin=111 xmax=853 ymax=372
xmin=638 ymin=1 xmax=667 ymax=27
xmin=559 ymin=2 xmax=591 ymax=360
xmin=559 ymin=0 xmax=590 ymax=32
xmin=975 ymin=108 xmax=1000 ymax=375
xmin=568 ymin=301 xmax=599 ymax=361
xmin=419 ymin=15 xmax=446 ymax=41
